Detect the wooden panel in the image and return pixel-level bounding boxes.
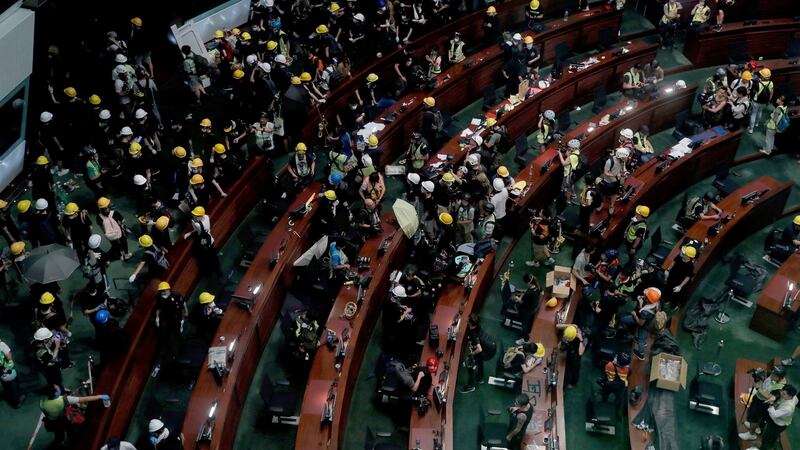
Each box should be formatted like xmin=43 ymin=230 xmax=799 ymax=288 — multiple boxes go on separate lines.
xmin=684 ymin=19 xmax=800 ymax=67
xmin=734 ymin=359 xmax=793 ymax=450
xmin=643 ymin=0 xmax=797 ymax=26
xmin=750 ymin=253 xmax=800 ymax=340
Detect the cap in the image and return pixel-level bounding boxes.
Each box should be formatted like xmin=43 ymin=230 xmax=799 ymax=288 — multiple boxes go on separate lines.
xmin=199 ymin=292 xmax=215 ymax=304
xmin=97 ymin=197 xmax=111 ymax=209
xmin=644 ymin=287 xmax=661 ymax=303
xmin=191 ymin=206 xmax=206 ymax=216
xmin=544 ymin=110 xmax=555 ymax=120
xmin=40 ymin=291 xmax=55 ymax=305
xmin=635 ymin=205 xmax=650 ymax=218
xmin=138 ymin=234 xmax=153 ymax=247
xmin=155 ymin=216 xmax=170 ymax=231
xmin=64 ymin=202 xmax=79 ymax=216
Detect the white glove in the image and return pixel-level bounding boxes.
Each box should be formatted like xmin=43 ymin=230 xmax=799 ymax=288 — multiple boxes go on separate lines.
xmin=155 ymin=317 xmax=160 ymax=328
xmin=128 ymin=274 xmax=137 ymax=283
xmin=180 ymin=320 xmax=184 ymax=333
xmin=672 ymin=286 xmax=682 ymax=293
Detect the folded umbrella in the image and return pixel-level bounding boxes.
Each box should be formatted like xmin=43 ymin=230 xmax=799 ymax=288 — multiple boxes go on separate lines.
xmin=392 ymin=199 xmax=419 ymax=238
xmin=20 ymin=244 xmax=80 ymax=284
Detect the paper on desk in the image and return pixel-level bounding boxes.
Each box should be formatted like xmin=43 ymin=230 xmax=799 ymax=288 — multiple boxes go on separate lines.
xmin=460 ymin=129 xmax=473 ymax=137
xmin=470 ymin=118 xmax=483 ymax=126
xmin=356 ymin=122 xmax=386 ymax=140
xmin=208 ymin=346 xmax=227 ymax=369
xmin=437 ymin=154 xmax=448 ymax=160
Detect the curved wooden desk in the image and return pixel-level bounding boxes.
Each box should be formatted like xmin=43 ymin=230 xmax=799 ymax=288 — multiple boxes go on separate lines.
xmin=180 ymin=184 xmax=322 ymax=450
xmin=520 ymin=289 xmax=583 ymax=448
xmin=602 ymin=127 xmax=743 ymax=245
xmin=750 ymin=253 xmax=800 ymax=341
xmin=734 ymin=358 xmax=793 ymax=450
xmin=408 ymin=253 xmax=496 ymax=450
xmin=512 ymin=83 xmax=697 ymax=219
xmin=627 ymin=176 xmax=792 ymax=450
xmin=300 ymin=0 xmax=541 ymax=143
xmin=368 ymin=5 xmax=623 ymax=168
xmin=684 ymin=19 xmax=800 ymax=67
xmin=294 ymin=219 xmax=408 ymax=450
xmin=74 ymin=158 xmax=271 ymax=450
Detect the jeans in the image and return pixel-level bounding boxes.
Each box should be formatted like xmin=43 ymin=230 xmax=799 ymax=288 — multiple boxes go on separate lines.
xmin=619 ymin=314 xmax=647 ymax=355
xmin=764 ymin=128 xmax=776 ymax=153
xmin=750 ymin=102 xmax=767 ymax=130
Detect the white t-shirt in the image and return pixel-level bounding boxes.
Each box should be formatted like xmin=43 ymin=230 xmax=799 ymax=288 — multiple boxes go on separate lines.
xmin=491 ymin=189 xmax=509 ymax=219
xmin=101 ymin=441 xmax=138 ymax=450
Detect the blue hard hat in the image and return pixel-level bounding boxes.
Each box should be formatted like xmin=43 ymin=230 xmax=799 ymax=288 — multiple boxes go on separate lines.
xmin=329 ymin=173 xmax=343 ymax=184
xmin=95 ymin=308 xmax=110 ymax=324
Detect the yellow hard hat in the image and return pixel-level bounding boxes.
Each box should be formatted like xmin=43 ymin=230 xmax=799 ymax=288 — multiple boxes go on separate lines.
xmin=199 ymin=292 xmax=215 ymax=304
xmin=131 ymin=17 xmax=143 ymax=27
xmin=741 ymin=70 xmax=752 ymax=81
xmin=794 ymin=215 xmax=800 ymax=226
xmin=324 ymin=190 xmax=337 ymax=201
xmin=681 ymin=245 xmax=697 ymax=259
xmin=486 ymin=118 xmax=497 ymax=127
xmin=200 ymin=118 xmax=212 ymax=127
xmin=40 ymin=292 xmax=55 ymax=305
xmin=497 ymin=166 xmax=509 ymax=177
xmin=635 ymin=205 xmax=650 ymax=218
xmin=439 ymin=212 xmax=453 ymax=225
xmin=173 ymin=146 xmax=187 ymax=158
xmin=10 ymin=241 xmax=25 ymax=256
xmin=267 ymin=40 xmax=278 ymax=51
xmin=423 ymin=97 xmax=436 ymax=107
xmin=759 ymin=68 xmax=771 ymax=79
xmin=0 ymin=199 xmax=6 ymax=209
xmin=97 ymin=197 xmax=111 ymax=209
xmin=546 ymin=297 xmax=558 ymax=307
xmin=89 ymin=94 xmax=101 ymax=105
xmin=191 ymin=158 xmax=204 ymax=168
xmin=157 ymin=281 xmax=171 ymax=291
xmin=138 ymin=234 xmax=153 ymax=247
xmin=17 ymin=199 xmax=31 ymax=213
xmin=329 ymin=2 xmax=341 ymax=12
xmin=564 ymin=325 xmax=578 ymax=341
xmin=213 ymin=143 xmax=226 ymax=154
xmin=64 ymin=202 xmax=79 ymax=216
xmin=367 ymin=134 xmax=379 ymax=146
xmin=192 ymin=206 xmax=206 ymax=216
xmin=241 ymin=32 xmax=252 ymax=40
xmin=295 ymin=142 xmax=307 ymax=153
xmin=533 ymin=343 xmax=545 ymax=358
xmin=442 ymin=172 xmax=456 ymax=183
xmin=190 ymin=174 xmax=205 ymax=185
xmin=129 ymin=142 xmax=142 ymax=155
xmin=155 ymin=216 xmax=170 ymax=231
xmin=367 ymin=73 xmax=379 ymax=83
xmin=35 ymin=155 xmax=50 ymax=165
xmin=487 ymin=6 xmax=496 ymax=14
xmin=530 ymin=0 xmax=540 ymax=8
xmin=232 ymin=69 xmax=245 ymax=80
xmin=524 ymin=36 xmax=534 ymax=45
xmin=316 ymin=24 xmax=329 ymax=34
xmin=64 ymin=87 xmax=77 ymax=98
xmin=291 ymin=76 xmax=301 ymax=85
xmin=231 ymin=28 xmax=241 ymax=36
xmin=214 ymin=30 xmax=225 ymax=39
xmin=300 ymin=72 xmax=312 ymax=82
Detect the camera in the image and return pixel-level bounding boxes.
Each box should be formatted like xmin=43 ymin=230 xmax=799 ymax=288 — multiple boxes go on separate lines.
xmin=747 ymin=367 xmax=766 ymax=382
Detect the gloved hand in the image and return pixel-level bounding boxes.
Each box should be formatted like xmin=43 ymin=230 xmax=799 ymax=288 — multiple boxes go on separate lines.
xmin=180 ymin=319 xmax=184 ymax=333
xmin=100 ymin=394 xmax=110 ymax=402
xmin=672 ymin=286 xmax=682 ymax=293
xmin=129 ymin=274 xmax=137 ymax=283
xmin=155 ymin=317 xmax=160 ymax=328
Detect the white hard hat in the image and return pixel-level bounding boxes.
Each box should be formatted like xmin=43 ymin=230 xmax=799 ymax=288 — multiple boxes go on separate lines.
xmin=620 ymin=128 xmax=633 ymax=139
xmin=493 ymin=178 xmax=505 ymax=192
xmin=120 ymin=126 xmax=133 ymax=136
xmin=35 ymin=198 xmax=49 ymax=211
xmin=392 ymin=285 xmax=407 ymax=297
xmin=537 ymin=80 xmax=550 ymax=89
xmin=407 ymin=173 xmax=421 ymax=184
xmin=544 ymin=110 xmax=556 ymax=120
xmin=148 ymin=419 xmax=165 ymax=433
xmin=258 ymin=62 xmax=271 ymax=73
xmin=34 ymin=327 xmax=53 ymax=341
xmin=615 ymin=148 xmax=630 ymax=159
xmin=133 ymin=174 xmax=147 ymax=186
xmin=134 ymin=108 xmax=147 ymax=119
xmin=115 ymin=53 xmax=127 ymax=64
xmin=99 ymin=109 xmax=111 ymax=120
xmin=512 ymin=33 xmax=522 ymax=41
xmin=466 ymin=153 xmax=480 ymax=166
xmin=246 ymin=54 xmax=258 ymax=65
xmin=472 ymin=135 xmax=484 ymax=146
xmin=567 ymin=139 xmax=580 ymax=149
xmin=40 ymin=111 xmax=53 ymax=123
xmin=274 ymin=54 xmax=287 ymax=65
xmin=675 ymin=80 xmax=686 ymax=89
xmin=361 ymin=155 xmax=373 ymax=167
xmin=354 ymin=13 xmax=365 ymax=21
xmin=264 ymin=0 xmax=274 ymax=6
xmin=88 ymin=234 xmax=102 ymax=249
xmin=421 ymin=180 xmax=435 ymax=193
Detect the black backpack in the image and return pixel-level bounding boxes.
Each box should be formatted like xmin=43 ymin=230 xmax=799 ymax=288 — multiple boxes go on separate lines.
xmin=496 ymin=127 xmax=513 ymax=154
xmin=571 ymin=151 xmax=589 ymax=179
xmin=196 ymin=222 xmax=213 ymax=249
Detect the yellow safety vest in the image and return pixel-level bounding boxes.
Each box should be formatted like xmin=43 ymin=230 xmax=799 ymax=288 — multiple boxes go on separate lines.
xmin=662 ymin=3 xmax=678 ymax=23
xmin=625 ymin=219 xmax=647 ymax=243
xmin=450 ymin=40 xmax=465 ymax=62
xmin=691 ymin=6 xmax=709 ymax=23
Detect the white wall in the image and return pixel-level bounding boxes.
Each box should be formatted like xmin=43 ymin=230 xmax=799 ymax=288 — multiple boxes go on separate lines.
xmin=170 ymin=0 xmax=250 ymax=59
xmin=0 ymin=3 xmax=34 ymax=191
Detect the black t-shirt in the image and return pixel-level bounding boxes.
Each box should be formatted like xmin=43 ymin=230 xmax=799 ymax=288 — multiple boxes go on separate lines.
xmin=667 ymin=258 xmax=694 ymax=287
xmin=781 ymin=224 xmax=799 ymax=246
xmin=412 ymin=367 xmax=433 ymax=395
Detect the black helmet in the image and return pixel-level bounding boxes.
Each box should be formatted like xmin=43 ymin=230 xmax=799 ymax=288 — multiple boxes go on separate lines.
xmin=484 ymin=203 xmax=495 ymax=213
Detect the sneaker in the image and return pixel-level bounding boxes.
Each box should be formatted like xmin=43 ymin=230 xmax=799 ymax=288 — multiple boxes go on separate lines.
xmin=544 ymin=257 xmax=555 ymax=266
xmin=759 ymin=149 xmax=771 ymax=155
xmin=739 ymin=432 xmax=758 ymax=441
xmin=460 ymin=386 xmax=476 ymax=394
xmin=746 ymin=447 xmax=760 ymax=450
xmin=525 ymin=260 xmax=540 ymax=267
xmin=57 ymin=168 xmax=70 ymax=176
xmin=744 ymin=421 xmax=751 ymax=428
xmin=634 ymin=351 xmax=645 ymax=361
xmin=782 ymin=358 xmax=794 ymax=366
xmin=747 ymin=128 xmax=754 ymax=134
xmin=121 ymin=252 xmax=133 ymax=261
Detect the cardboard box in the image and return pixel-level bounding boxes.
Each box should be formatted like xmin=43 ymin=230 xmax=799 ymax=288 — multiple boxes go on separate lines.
xmin=545 ymin=265 xmax=575 ymax=299
xmin=649 ymin=352 xmax=688 ymax=391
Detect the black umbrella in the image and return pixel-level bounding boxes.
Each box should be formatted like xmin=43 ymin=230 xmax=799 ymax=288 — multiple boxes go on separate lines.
xmin=20 ymin=244 xmax=81 ymax=284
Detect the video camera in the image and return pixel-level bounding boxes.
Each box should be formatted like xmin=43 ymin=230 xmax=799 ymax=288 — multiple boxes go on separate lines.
xmin=747 ymin=367 xmax=766 ymax=382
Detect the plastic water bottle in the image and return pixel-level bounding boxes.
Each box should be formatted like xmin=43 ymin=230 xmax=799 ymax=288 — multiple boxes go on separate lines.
xmin=564 ymin=10 xmax=569 ymax=22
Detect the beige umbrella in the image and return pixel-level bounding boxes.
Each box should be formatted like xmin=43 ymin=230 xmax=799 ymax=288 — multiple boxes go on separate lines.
xmin=392 ymin=199 xmax=419 ymax=238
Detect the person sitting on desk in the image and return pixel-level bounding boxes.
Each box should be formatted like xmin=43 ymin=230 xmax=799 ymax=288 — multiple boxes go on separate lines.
xmin=658 ymin=0 xmax=682 ymax=49
xmin=622 ymin=63 xmax=645 ymax=99
xmin=688 ymin=0 xmax=711 ymax=34
xmin=506 ymin=394 xmax=534 ymax=447
xmin=448 ymin=32 xmax=465 ymax=64
xmin=678 ymin=191 xmax=723 ymax=231
xmin=483 ymin=6 xmax=500 ymax=42
xmin=502 ymin=342 xmax=545 ymax=375
xmin=779 ymin=216 xmax=800 ymax=249
xmin=632 ymin=125 xmax=654 ymax=163
xmin=521 ymin=35 xmax=540 ymax=71
xmin=644 ymin=60 xmax=664 ymax=87
xmin=526 ymin=0 xmax=544 ymax=31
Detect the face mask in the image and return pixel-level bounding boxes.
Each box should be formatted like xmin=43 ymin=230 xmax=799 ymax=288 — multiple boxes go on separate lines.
xmin=527 ymin=44 xmax=533 ymax=49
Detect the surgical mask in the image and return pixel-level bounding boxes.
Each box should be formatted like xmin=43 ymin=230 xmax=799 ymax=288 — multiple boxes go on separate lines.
xmin=526 ymin=44 xmax=533 ymax=49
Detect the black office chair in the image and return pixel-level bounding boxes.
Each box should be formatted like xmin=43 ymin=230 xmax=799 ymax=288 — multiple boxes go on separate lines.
xmin=688 ymin=364 xmax=723 ymax=416
xmin=482 ymin=85 xmax=498 ymax=111
xmin=598 ymin=27 xmax=615 ymax=51
xmin=365 ymin=427 xmax=402 ymax=450
xmin=557 ymin=110 xmax=571 ymax=133
xmin=478 ymin=407 xmax=508 ymax=449
xmin=585 ymin=387 xmax=617 ymax=435
xmin=260 ymin=374 xmax=299 ymax=425
xmin=554 ymin=42 xmax=571 ymax=62
xmin=515 ymin=136 xmax=530 ymax=162
xmin=672 ymin=110 xmax=699 ymax=140
xmin=500 ymin=279 xmax=523 ymax=330
xmin=727 ymin=41 xmax=752 ymax=65
xmin=646 ymin=226 xmax=674 ymax=266
xmin=711 ymin=165 xmax=740 ymax=197
xmin=785 ymin=37 xmax=800 ymax=58
xmin=487 ymin=340 xmax=521 ymax=389
xmin=592 ymin=86 xmax=608 ymax=113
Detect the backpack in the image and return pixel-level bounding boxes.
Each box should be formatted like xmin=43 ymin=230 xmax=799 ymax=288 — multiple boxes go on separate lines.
xmin=431 ymin=110 xmax=444 ymax=132
xmin=196 ymin=221 xmax=213 ymax=249
xmin=479 ymin=330 xmax=498 ymax=358
xmin=571 ymin=151 xmax=588 ymax=179
xmin=496 ymin=127 xmax=513 ymax=153
xmin=776 ymin=107 xmax=790 ymax=133
xmin=502 ymin=345 xmax=524 ymax=369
